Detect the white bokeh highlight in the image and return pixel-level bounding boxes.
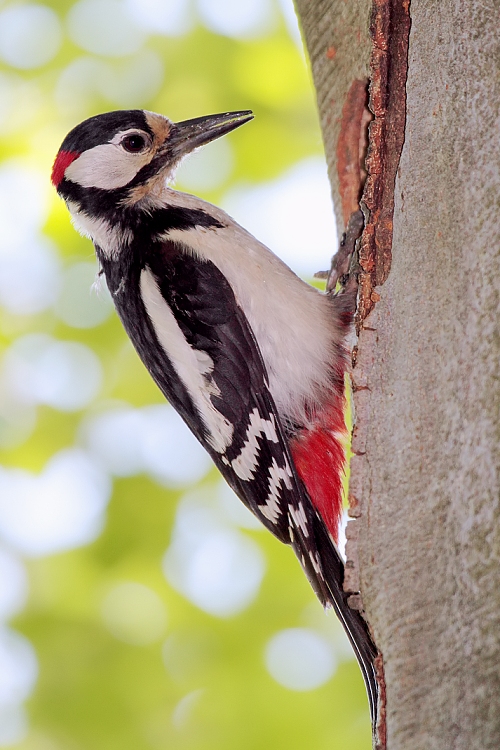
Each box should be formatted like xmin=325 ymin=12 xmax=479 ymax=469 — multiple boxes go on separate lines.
xmin=81 ymin=404 xmax=212 ymax=486
xmin=0 ymin=4 xmax=62 ymax=69
xmin=140 ymin=406 xmax=212 ymax=486
xmin=300 ymin=601 xmax=358 ymax=663
xmin=176 ymin=137 xmax=234 ymax=193
xmin=125 ymin=0 xmax=193 ymax=36
xmin=0 ymin=162 xmax=60 ymax=315
xmin=277 ymin=0 xmax=303 ymax=49
xmin=223 ymin=158 xmax=338 ymax=277
xmin=55 ymin=56 xmax=107 ymax=117
xmin=171 ymin=689 xmax=204 ymax=730
xmin=0 ymin=238 xmax=60 ymax=317
xmin=265 ymin=628 xmax=337 ymax=690
xmin=0 ymin=550 xmax=28 ymax=623
xmin=3 ymin=334 xmax=102 ymax=412
xmin=0 ymin=400 xmax=36 ymax=451
xmin=101 ymin=582 xmax=167 ymax=646
xmin=0 ymin=162 xmax=50 ymax=244
xmin=0 ymin=704 xmax=28 ymax=747
xmin=0 ymin=74 xmax=43 ymax=135
xmin=56 ymin=53 xmax=164 ymax=115
xmin=55 ymin=261 xmax=114 ymax=329
xmin=98 ymin=50 xmax=165 ymax=108
xmin=68 ymin=0 xmax=146 ymax=57
xmin=0 ymin=628 xmax=37 ymax=745
xmin=0 ymin=630 xmax=38 ymax=705
xmin=216 ymin=480 xmax=262 ymax=531
xmin=0 ymin=449 xmax=111 ymax=557
xmin=163 ymin=492 xmax=266 ymax=616
xmin=196 ymin=0 xmax=275 ymax=39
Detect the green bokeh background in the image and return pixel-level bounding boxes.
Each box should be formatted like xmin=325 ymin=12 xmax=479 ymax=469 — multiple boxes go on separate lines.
xmin=0 ymin=0 xmax=371 ymax=747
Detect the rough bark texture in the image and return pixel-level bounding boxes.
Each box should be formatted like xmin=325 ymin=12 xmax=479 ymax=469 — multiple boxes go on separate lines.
xmin=357 ymin=0 xmax=410 ymax=325
xmin=296 ymin=0 xmax=500 ymax=748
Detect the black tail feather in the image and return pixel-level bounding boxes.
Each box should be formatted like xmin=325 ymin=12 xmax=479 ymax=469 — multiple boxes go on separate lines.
xmin=293 ymin=511 xmax=379 ymax=732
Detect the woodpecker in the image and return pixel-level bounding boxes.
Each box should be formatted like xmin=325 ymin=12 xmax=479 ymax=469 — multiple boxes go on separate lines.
xmin=52 ymin=109 xmax=378 ymax=724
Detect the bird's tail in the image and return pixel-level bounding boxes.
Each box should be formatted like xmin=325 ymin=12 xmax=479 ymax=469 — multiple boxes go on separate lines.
xmin=292 ymin=510 xmax=379 ymax=733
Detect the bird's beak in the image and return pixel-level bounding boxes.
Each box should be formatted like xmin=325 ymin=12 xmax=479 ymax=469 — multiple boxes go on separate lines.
xmin=166 ymin=110 xmax=253 ymax=160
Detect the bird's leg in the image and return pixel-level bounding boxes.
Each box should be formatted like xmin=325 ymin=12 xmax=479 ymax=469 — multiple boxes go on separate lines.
xmin=326 ymin=209 xmax=364 ymax=293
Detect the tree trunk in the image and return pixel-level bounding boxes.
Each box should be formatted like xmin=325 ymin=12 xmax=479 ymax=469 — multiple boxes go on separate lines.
xmin=295 ymin=1 xmax=500 ymax=748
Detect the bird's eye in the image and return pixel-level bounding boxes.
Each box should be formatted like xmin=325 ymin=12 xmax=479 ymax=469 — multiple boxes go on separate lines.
xmin=121 ymin=134 xmax=147 ymax=153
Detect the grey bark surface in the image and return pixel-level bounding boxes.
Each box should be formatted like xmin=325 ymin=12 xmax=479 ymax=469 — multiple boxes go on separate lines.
xmin=296 ymin=1 xmax=500 ymax=748
xmin=295 ymin=0 xmax=372 ymax=232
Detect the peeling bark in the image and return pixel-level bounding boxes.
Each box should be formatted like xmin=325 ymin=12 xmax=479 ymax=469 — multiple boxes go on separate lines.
xmin=296 ymin=0 xmax=500 ymax=748
xmin=358 ymin=0 xmax=410 ymax=325
xmin=336 ymin=79 xmax=371 ymax=227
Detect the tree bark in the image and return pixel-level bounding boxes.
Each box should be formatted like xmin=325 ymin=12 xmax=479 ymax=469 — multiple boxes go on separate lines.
xmin=295 ymin=1 xmax=500 ymax=748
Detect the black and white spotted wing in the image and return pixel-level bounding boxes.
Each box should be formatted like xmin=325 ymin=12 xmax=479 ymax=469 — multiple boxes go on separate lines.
xmin=100 ymin=236 xmax=315 ymax=543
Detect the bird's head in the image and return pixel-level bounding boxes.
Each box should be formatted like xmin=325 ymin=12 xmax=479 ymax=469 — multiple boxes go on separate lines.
xmin=52 ymin=108 xmax=253 ymax=210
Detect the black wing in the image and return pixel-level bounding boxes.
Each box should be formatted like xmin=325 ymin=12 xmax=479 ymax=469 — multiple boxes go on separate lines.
xmin=99 ymin=237 xmax=378 ymax=724
xmin=145 ymin=240 xmax=309 ymax=546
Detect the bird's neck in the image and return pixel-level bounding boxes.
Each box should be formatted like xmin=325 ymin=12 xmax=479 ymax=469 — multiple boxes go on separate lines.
xmin=64 ymin=184 xmax=226 ymax=261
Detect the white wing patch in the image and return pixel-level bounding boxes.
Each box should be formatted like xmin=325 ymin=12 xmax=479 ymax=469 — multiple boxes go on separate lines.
xmin=228 ymin=408 xmax=294 ymax=525
xmin=195 ymin=349 xmax=214 ymax=376
xmin=230 ymin=407 xmax=279 ymax=481
xmin=310 ymin=552 xmax=322 ymax=575
xmin=140 ymin=267 xmax=234 ymax=453
xmin=288 ymin=501 xmax=310 ymax=538
xmin=259 ymin=457 xmax=293 ymax=524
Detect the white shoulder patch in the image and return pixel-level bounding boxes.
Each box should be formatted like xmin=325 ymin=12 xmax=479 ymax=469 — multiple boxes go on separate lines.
xmin=140 ymin=267 xmax=234 ymax=453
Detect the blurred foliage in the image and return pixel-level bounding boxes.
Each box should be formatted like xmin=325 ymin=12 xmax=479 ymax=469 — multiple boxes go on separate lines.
xmin=0 ymin=0 xmax=371 ymax=748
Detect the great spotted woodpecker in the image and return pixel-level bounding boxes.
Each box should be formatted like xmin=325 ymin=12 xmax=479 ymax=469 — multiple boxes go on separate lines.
xmin=52 ymin=109 xmax=378 ymax=723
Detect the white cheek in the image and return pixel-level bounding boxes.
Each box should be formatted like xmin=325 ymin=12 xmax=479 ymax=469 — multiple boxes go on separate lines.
xmin=65 ymin=143 xmax=152 ymax=190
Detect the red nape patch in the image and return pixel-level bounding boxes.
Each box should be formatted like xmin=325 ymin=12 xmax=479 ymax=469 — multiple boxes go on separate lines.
xmin=290 ymin=402 xmax=347 ymax=542
xmin=51 ymin=150 xmax=79 ymax=187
